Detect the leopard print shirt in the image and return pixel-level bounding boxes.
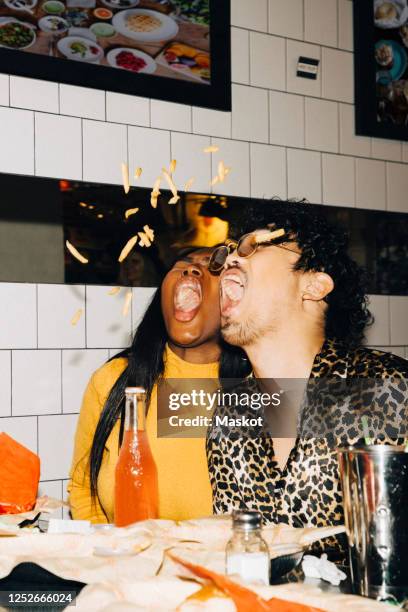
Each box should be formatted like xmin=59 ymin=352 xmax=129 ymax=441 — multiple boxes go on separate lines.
xmin=206 ymin=339 xmax=408 ymax=538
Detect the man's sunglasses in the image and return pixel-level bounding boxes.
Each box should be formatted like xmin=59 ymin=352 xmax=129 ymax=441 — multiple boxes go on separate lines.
xmin=208 ymin=228 xmax=300 ymax=273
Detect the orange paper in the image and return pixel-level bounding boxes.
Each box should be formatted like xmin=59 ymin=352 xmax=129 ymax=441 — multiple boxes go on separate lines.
xmin=0 ymin=433 xmax=40 ymax=515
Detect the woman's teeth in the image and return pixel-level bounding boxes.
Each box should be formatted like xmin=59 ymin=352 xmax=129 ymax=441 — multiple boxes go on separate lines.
xmin=174 ymin=281 xmax=202 ymax=312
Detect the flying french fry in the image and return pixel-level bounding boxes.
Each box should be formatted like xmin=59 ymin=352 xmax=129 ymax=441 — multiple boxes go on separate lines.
xmin=210 ymin=176 xmax=220 ymax=187
xmin=204 ymin=145 xmax=219 ymax=154
xmin=138 ymin=232 xmax=152 ymax=247
xmin=169 ymin=195 xmax=180 ymax=205
xmin=184 ymin=177 xmax=195 ymax=192
xmin=143 ymin=225 xmax=154 ymax=242
xmin=70 ymin=309 xmax=83 ymax=326
xmin=169 ymin=159 xmax=177 ymax=174
xmin=125 ymin=208 xmax=139 ymax=219
xmin=134 ymin=167 xmax=142 ymax=179
xmin=121 ymin=162 xmax=130 ymax=195
xmin=118 ymin=235 xmax=138 ymax=262
xmin=122 ymin=290 xmax=132 ymax=317
xmin=162 ymin=168 xmax=178 ymax=198
xmin=66 ymin=240 xmax=89 ymax=264
xmin=108 ymin=286 xmax=121 ymax=296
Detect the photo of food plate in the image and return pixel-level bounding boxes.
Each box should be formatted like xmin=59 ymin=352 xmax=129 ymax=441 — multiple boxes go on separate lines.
xmin=374 ymin=0 xmax=408 ymax=29
xmin=38 ymin=15 xmax=69 ymax=33
xmin=57 ymin=35 xmax=103 ymax=62
xmin=112 ymin=8 xmax=178 ymax=43
xmin=4 ymin=0 xmax=37 ymax=13
xmin=375 ymin=39 xmax=408 ymax=83
xmin=101 ymin=0 xmax=139 ymax=9
xmin=0 ymin=18 xmax=36 ymax=49
xmin=107 ymin=47 xmax=157 ymax=73
xmin=157 ymin=41 xmax=210 ymax=83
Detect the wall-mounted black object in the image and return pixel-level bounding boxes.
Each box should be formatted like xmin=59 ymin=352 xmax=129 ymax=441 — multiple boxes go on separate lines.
xmin=0 ymin=171 xmax=406 ymax=295
xmin=297 ymin=56 xmax=319 ymax=79
xmin=0 ymin=0 xmax=231 ymax=111
xmin=354 ymin=0 xmax=408 ymax=141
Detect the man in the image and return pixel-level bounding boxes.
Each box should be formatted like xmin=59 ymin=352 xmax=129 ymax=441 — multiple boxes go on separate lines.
xmin=206 ymin=200 xmax=408 ymax=535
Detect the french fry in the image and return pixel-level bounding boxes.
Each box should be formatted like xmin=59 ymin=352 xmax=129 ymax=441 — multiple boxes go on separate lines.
xmin=70 ymin=309 xmax=83 ymax=326
xmin=134 ymin=167 xmax=142 ymax=179
xmin=108 ymin=286 xmax=121 ymax=296
xmin=256 ymin=228 xmax=285 ymax=244
xmin=210 ymin=176 xmax=220 ymax=187
xmin=204 ymin=145 xmax=219 ymax=154
xmin=169 ymin=195 xmax=180 ymax=205
xmin=184 ymin=177 xmax=195 ymax=192
xmin=162 ymin=168 xmax=178 ymax=198
xmin=169 ymin=159 xmax=177 ymax=174
xmin=121 ymin=162 xmax=130 ymax=195
xmin=143 ymin=225 xmax=154 ymax=241
xmin=138 ymin=232 xmax=152 ymax=247
xmin=122 ymin=290 xmax=132 ymax=317
xmin=118 ymin=235 xmax=138 ymax=262
xmin=125 ymin=208 xmax=139 ymax=219
xmin=66 ymin=240 xmax=89 ymax=264
xmin=151 ymin=191 xmax=160 ymax=208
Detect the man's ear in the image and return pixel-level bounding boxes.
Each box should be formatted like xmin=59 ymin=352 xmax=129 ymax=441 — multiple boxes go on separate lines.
xmin=302 ymin=272 xmax=334 ymax=302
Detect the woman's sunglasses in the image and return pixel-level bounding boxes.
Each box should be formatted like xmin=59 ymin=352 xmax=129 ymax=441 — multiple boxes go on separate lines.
xmin=208 ymin=228 xmax=300 ymax=273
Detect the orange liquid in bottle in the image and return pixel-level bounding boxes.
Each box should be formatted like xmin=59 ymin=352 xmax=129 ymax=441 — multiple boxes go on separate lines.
xmin=114 ymin=388 xmax=158 ymax=527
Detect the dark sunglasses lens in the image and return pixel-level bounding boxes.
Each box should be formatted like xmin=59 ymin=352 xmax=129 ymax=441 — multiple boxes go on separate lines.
xmin=237 ymin=234 xmax=256 ymax=257
xmin=209 ymin=246 xmax=228 ymax=271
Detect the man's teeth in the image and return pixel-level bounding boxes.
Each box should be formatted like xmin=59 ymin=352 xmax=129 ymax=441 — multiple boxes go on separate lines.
xmin=222 ymin=276 xmax=245 ymax=302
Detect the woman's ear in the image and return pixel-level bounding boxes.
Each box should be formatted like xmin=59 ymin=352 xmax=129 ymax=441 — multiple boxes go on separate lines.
xmin=302 ymin=272 xmax=334 ymax=302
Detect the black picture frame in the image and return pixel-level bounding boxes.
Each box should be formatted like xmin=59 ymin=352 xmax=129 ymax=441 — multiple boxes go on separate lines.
xmin=354 ymin=0 xmax=408 ymax=141
xmin=0 ymin=0 xmax=231 ymax=111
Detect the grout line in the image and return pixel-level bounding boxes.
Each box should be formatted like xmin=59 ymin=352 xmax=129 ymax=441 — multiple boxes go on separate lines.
xmin=60 ymin=349 xmax=63 ymax=414
xmin=35 ymin=284 xmax=39 ymax=349
xmin=285 ymin=147 xmax=289 ymax=199
xmin=36 ymin=415 xmax=39 ymax=455
xmin=10 ymin=350 xmax=12 ymax=417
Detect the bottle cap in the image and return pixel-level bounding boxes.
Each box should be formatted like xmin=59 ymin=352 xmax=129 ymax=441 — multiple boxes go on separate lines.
xmin=125 ymin=387 xmax=146 ymax=394
xmin=232 ymin=510 xmax=262 ymax=529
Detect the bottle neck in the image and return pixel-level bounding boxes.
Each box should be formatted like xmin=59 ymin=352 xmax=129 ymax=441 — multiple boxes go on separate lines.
xmin=124 ymin=392 xmax=146 ymax=433
xmin=232 ymin=526 xmax=263 ymax=540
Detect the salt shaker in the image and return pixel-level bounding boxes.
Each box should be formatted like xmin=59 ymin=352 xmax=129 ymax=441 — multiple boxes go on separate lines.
xmin=225 ymin=510 xmax=270 ymax=585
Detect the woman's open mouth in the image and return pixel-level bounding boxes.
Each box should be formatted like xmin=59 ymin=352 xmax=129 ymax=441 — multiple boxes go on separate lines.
xmin=220 ymin=269 xmax=246 ymax=317
xmin=173 ymin=277 xmax=203 ymax=322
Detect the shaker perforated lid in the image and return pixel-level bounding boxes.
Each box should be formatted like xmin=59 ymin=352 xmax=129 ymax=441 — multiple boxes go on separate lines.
xmin=232 ymin=510 xmax=262 ymax=529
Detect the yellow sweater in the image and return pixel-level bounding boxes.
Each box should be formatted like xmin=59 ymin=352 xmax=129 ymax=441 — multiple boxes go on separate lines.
xmin=67 ymin=346 xmax=218 ymax=523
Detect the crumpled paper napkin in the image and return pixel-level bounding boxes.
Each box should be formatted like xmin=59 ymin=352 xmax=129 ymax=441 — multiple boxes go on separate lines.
xmin=302 ymin=554 xmax=347 ymax=586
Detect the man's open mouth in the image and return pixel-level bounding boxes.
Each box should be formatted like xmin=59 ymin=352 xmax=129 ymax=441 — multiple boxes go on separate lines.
xmin=173 ymin=277 xmax=203 ymax=322
xmin=220 ymin=269 xmax=246 ymax=316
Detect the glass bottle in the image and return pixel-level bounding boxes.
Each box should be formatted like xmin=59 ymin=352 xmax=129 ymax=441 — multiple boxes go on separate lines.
xmin=225 ymin=510 xmax=270 ymax=585
xmin=114 ymin=387 xmax=158 ymax=527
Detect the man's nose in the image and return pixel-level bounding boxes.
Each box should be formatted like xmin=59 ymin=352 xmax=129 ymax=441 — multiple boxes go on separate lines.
xmin=224 ymin=248 xmax=242 ymax=269
xmin=182 ymin=264 xmax=203 ymax=277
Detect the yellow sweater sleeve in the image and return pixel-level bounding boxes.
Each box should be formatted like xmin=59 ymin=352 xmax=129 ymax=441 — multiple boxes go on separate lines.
xmin=67 ymin=373 xmax=109 ymax=523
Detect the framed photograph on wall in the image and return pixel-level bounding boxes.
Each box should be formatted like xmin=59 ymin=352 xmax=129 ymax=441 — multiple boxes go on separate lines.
xmin=354 ymin=0 xmax=408 ymax=140
xmin=0 ymin=0 xmax=230 ymax=110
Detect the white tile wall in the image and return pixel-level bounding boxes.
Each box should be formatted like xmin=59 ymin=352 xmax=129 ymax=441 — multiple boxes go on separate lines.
xmin=35 ymin=113 xmax=82 ymax=180
xmin=232 ymin=84 xmax=269 ymax=143
xmin=268 ymin=0 xmax=303 ymax=39
xmin=10 ymin=77 xmax=59 ymax=114
xmin=287 ymin=148 xmax=322 ymax=203
xmin=106 ymin=92 xmax=150 ymax=127
xmin=269 ymin=91 xmax=304 ymax=148
xmin=305 ymin=98 xmax=338 ymax=152
xmin=322 ymin=153 xmax=355 ymax=207
xmin=0 ymin=351 xmax=11 ymax=418
xmin=12 ymin=350 xmax=61 ymax=417
xmin=0 ymin=0 xmax=407 ymax=504
xmin=131 ymin=287 xmax=157 ymax=329
xmin=304 ymin=0 xmax=338 ymax=47
xmin=60 ymin=85 xmax=105 ymax=121
xmin=37 ymin=285 xmax=85 ymax=349
xmin=250 ymin=143 xmax=287 ymax=199
xmin=250 ymin=32 xmax=286 ymax=90
xmin=171 ymin=132 xmax=211 ymax=193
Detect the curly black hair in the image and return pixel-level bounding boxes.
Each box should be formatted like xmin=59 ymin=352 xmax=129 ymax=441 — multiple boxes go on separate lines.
xmin=235 ymin=198 xmax=373 ymax=348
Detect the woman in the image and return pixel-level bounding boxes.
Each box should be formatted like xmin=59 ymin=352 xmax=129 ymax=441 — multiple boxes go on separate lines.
xmin=68 ymin=247 xmax=250 ymax=524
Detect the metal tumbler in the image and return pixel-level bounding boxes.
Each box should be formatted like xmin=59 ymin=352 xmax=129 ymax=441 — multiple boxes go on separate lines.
xmin=337 ymin=445 xmax=408 ymax=605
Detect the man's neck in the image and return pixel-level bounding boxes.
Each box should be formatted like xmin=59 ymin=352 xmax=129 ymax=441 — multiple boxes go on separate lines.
xmin=245 ymin=326 xmax=325 ymax=379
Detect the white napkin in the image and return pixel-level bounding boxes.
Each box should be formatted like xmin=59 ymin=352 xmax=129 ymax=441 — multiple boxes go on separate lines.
xmin=302 ymin=554 xmax=347 ymax=586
